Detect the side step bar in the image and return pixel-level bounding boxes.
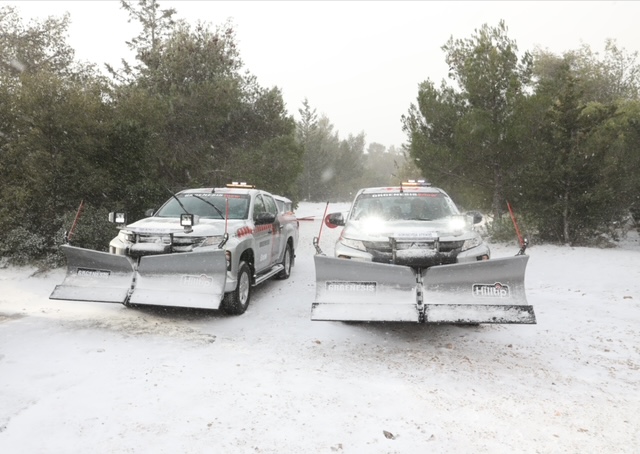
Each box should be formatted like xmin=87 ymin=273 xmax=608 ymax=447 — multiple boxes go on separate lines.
xmin=254 ymin=264 xmax=284 ymax=286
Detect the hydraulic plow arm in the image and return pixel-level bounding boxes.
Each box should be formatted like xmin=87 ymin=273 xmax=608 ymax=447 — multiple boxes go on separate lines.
xmin=312 ymin=254 xmax=535 ymax=324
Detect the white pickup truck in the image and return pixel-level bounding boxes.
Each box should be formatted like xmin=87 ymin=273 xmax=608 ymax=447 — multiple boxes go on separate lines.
xmin=50 ymin=183 xmax=299 ymax=315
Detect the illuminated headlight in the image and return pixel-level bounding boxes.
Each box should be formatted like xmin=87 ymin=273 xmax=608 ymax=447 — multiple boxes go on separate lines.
xmin=117 ymin=230 xmax=135 ymax=243
xmin=340 ymin=237 xmax=367 ymax=252
xmin=461 ymin=235 xmax=482 ymax=251
xmin=449 ymin=215 xmax=467 ymax=232
xmin=361 ymin=216 xmax=385 ymax=235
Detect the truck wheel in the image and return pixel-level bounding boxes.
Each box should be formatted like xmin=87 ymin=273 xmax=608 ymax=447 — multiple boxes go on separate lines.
xmin=222 ymin=261 xmax=252 ymax=315
xmin=276 ymin=243 xmax=293 ymax=280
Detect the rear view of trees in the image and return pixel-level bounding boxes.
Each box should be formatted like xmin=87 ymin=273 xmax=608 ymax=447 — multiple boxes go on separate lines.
xmin=404 ymin=21 xmax=640 ymax=245
xmin=0 ymin=6 xmax=115 ymax=264
xmin=403 ymin=21 xmax=532 ymax=217
xmin=518 ymin=43 xmax=640 ymax=244
xmin=0 ymin=1 xmax=302 ymax=265
xmin=295 ymin=99 xmax=418 ymax=203
xmin=2 ymin=2 xmax=639 ymax=268
xmin=112 ymin=0 xmax=302 ymax=197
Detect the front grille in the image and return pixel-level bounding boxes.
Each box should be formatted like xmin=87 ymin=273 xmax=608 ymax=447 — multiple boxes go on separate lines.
xmin=437 ymin=240 xmax=464 ymax=252
xmin=128 ymin=235 xmax=206 ymax=257
xmin=363 ymin=241 xmax=393 ymax=252
xmin=364 ymin=239 xmax=463 ymax=268
xmin=363 ymin=240 xmax=464 ymax=253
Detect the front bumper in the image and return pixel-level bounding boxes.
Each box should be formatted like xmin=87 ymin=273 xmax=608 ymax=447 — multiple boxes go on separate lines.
xmin=109 ymin=238 xmax=239 ymax=294
xmin=334 ymin=240 xmax=490 ymax=267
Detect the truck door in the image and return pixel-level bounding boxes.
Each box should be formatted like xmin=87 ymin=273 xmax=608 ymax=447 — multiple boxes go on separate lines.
xmin=262 ymin=194 xmax=282 ymax=265
xmin=253 ymin=194 xmax=273 ymax=272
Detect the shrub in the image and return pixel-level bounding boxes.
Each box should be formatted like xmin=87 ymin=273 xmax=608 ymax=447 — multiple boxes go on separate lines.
xmin=0 ymin=203 xmax=118 ymax=269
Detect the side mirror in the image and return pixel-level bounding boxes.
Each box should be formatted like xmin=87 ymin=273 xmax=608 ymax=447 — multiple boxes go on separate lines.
xmin=466 ymin=211 xmax=483 ymax=224
xmin=145 ymin=208 xmax=155 ymax=217
xmin=255 ymin=212 xmax=276 ymax=225
xmin=325 ymin=212 xmax=345 ymax=228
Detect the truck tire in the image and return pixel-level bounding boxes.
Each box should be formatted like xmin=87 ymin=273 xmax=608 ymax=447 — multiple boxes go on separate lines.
xmin=276 ymin=243 xmax=293 ymax=280
xmin=222 ymin=261 xmax=252 ymax=315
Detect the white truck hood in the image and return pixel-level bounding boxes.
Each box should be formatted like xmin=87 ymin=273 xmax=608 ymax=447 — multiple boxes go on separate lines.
xmin=125 ymin=217 xmax=248 ymax=237
xmin=342 ymin=218 xmax=476 ymax=242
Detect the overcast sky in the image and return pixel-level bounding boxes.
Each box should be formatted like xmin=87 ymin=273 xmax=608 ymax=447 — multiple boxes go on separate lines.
xmin=4 ymin=1 xmax=640 ymax=149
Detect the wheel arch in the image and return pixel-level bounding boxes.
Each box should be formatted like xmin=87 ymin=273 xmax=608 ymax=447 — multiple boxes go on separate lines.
xmin=239 ymin=248 xmax=255 ymax=280
xmin=286 ymin=236 xmax=295 ymax=265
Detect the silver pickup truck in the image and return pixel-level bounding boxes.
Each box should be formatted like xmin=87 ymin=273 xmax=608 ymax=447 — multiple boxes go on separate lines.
xmin=50 ymin=183 xmax=299 ymax=315
xmin=312 ymin=181 xmax=534 ymax=324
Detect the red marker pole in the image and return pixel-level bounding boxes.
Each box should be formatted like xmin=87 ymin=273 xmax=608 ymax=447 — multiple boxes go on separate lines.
xmin=507 ymin=201 xmax=524 ymax=248
xmin=313 ymin=202 xmax=330 ymax=254
xmin=67 ymin=199 xmax=85 ymax=242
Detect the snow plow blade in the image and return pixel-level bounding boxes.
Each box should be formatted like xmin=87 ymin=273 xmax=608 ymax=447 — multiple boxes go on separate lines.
xmin=312 ymin=254 xmax=535 ymax=324
xmin=421 ymin=255 xmax=535 ymax=324
xmin=312 ymin=255 xmax=420 ymax=322
xmin=128 ymin=248 xmax=227 ymax=309
xmin=50 ymin=245 xmax=228 ymax=309
xmin=50 ymin=244 xmax=135 ymax=303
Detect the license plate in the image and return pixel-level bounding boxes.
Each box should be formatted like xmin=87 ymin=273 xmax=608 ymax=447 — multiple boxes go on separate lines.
xmin=393 ymin=232 xmax=439 ymax=242
xmin=77 ymin=268 xmax=111 ymax=278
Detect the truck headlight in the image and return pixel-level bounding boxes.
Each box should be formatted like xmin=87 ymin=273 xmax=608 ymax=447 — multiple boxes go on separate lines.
xmin=118 ymin=230 xmax=135 ymax=243
xmin=200 ymin=236 xmax=225 ymax=247
xmin=461 ymin=235 xmax=482 ymax=251
xmin=340 ymin=237 xmax=367 ymax=252
xmin=449 ymin=215 xmax=467 ymax=232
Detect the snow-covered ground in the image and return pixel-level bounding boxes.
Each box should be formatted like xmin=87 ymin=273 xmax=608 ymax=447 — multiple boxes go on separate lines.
xmin=1 ymin=202 xmax=639 ymax=453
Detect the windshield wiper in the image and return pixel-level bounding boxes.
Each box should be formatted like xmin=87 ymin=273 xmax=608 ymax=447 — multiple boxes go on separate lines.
xmin=161 ymin=186 xmax=225 ymax=219
xmin=191 ymin=194 xmax=225 ymax=219
xmin=164 ymin=187 xmax=190 ymax=215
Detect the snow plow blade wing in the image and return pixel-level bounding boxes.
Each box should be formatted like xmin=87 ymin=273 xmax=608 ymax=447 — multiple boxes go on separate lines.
xmin=128 ymin=248 xmax=227 ymax=310
xmin=50 ymin=244 xmax=135 ymax=303
xmin=421 ymin=255 xmax=535 ymax=324
xmin=312 ymin=255 xmax=420 ymax=322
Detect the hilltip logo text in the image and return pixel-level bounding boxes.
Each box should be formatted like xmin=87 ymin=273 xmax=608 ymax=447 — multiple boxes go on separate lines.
xmin=181 ymin=274 xmax=214 ymax=288
xmin=472 ymin=282 xmax=510 ymax=298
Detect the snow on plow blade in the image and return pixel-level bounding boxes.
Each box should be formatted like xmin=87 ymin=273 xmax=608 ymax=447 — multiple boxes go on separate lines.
xmin=50 ymin=244 xmax=135 ymax=303
xmin=312 ymin=254 xmax=535 ymax=324
xmin=128 ymin=249 xmax=227 ymax=309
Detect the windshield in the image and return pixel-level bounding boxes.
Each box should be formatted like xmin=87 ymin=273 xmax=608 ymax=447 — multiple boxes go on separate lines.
xmin=155 ymin=193 xmax=250 ymax=220
xmin=350 ymin=193 xmax=459 ymax=221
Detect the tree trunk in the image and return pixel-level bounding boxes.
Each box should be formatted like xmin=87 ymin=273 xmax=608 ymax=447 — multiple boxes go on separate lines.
xmin=562 ymin=184 xmax=570 ymax=245
xmin=492 ymin=163 xmax=503 ymax=219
